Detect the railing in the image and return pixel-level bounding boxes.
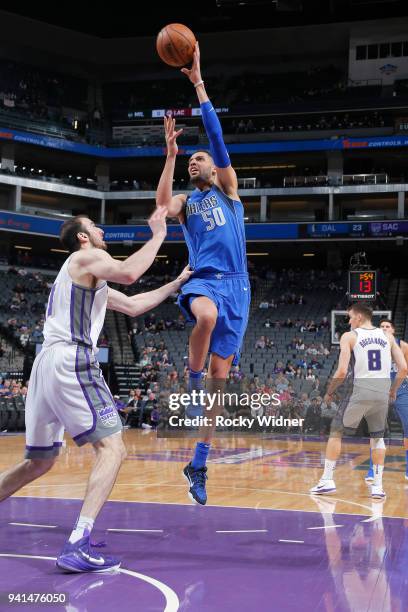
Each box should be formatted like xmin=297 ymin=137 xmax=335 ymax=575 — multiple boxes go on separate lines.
xmin=283 ymin=173 xmax=389 ymax=187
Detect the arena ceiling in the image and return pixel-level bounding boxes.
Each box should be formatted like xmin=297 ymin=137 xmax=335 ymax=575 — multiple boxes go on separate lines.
xmin=5 ymin=1 xmax=408 ymax=38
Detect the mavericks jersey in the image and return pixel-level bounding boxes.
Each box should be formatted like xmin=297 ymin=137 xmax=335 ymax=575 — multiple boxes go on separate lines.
xmin=42 ymin=254 xmax=107 ymax=351
xmin=391 ymin=338 xmax=408 ymax=394
xmin=181 ymin=184 xmax=247 ymax=273
xmin=352 ymin=327 xmax=391 ymax=391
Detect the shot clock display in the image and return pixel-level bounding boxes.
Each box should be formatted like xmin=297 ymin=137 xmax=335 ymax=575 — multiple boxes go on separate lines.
xmin=348 ymin=270 xmax=377 ymax=300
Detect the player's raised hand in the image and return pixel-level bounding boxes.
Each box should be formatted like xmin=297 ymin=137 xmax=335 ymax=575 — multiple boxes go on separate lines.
xmin=181 ymin=42 xmax=202 ymax=84
xmin=164 ymin=115 xmax=183 ymax=157
xmin=174 ymin=265 xmax=194 ymax=287
xmin=148 ymin=207 xmax=167 ymax=239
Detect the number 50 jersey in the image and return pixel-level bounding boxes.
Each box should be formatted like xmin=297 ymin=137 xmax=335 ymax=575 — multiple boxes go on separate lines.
xmin=352 ymin=327 xmax=392 ymax=387
xmin=181 ymin=184 xmax=247 ymax=274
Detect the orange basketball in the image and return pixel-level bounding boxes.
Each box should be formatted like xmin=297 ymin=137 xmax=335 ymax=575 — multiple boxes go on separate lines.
xmin=156 ymin=23 xmax=196 ymax=68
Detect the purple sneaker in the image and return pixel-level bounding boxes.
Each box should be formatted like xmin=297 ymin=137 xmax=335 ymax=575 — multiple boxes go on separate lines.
xmin=56 ymin=536 xmax=121 ymax=573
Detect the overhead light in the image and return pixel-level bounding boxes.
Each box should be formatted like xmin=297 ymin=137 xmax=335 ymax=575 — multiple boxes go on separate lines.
xmin=303 ymin=253 xmax=315 ymax=257
xmin=50 ymin=248 xmax=69 ymax=254
xmin=155 ymin=255 xmax=167 ymax=258
xmin=113 ymin=255 xmax=127 ymax=259
xmin=14 ymin=245 xmax=32 ymax=250
xmin=247 ymin=252 xmax=269 ymax=256
xmin=244 ymin=217 xmax=249 ymax=220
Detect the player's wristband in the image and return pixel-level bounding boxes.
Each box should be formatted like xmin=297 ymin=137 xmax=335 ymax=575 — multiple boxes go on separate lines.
xmin=194 ymin=80 xmax=204 ymax=88
xmin=200 ymin=101 xmax=230 ymax=168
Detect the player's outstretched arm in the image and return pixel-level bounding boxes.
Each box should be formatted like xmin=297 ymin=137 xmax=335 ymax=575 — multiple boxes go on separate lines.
xmin=325 ymin=332 xmax=352 ymax=401
xmin=74 ymin=208 xmax=167 ymax=285
xmin=156 ymin=115 xmax=187 ymax=218
xmin=181 ymin=42 xmax=238 ymax=200
xmin=107 ymin=266 xmax=193 ymax=316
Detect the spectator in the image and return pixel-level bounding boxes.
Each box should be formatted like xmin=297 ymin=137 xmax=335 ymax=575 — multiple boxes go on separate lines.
xmin=255 ymin=336 xmax=266 ymax=350
xmin=320 ymin=395 xmax=338 ymax=433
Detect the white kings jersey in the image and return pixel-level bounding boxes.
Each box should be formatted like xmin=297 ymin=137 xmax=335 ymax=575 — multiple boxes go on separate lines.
xmin=42 ymin=254 xmax=107 ymax=352
xmin=351 ymin=327 xmax=392 ymax=387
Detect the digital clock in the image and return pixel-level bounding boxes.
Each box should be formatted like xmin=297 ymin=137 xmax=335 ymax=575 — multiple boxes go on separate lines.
xmin=348 ymin=270 xmax=377 ymax=300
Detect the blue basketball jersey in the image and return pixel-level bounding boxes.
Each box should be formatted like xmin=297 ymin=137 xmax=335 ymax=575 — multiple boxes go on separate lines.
xmin=391 ymin=338 xmax=408 ymax=394
xmin=181 ymin=184 xmax=247 ymax=274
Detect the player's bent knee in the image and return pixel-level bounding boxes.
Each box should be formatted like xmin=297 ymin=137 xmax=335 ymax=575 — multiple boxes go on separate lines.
xmin=26 ymin=457 xmax=56 ymax=476
xmin=196 ymin=311 xmax=217 ymax=331
xmin=94 ymin=433 xmax=127 ymax=462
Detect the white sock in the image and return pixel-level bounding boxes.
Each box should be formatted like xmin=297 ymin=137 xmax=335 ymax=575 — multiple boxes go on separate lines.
xmin=69 ymin=515 xmax=94 ymax=543
xmin=322 ymin=459 xmax=336 ymax=480
xmin=373 ymin=464 xmax=384 ymax=487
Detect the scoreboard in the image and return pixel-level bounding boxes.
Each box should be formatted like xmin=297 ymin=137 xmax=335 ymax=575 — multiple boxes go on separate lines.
xmin=348 ymin=270 xmax=377 ymax=300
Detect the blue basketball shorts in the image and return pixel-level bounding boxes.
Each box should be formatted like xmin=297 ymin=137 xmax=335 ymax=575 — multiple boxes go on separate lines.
xmin=394 ymin=390 xmax=408 ymax=437
xmin=177 ymin=271 xmax=250 ymax=366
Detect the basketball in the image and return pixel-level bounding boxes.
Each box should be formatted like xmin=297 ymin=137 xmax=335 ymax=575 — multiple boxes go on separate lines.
xmin=156 ymin=23 xmax=196 ymax=67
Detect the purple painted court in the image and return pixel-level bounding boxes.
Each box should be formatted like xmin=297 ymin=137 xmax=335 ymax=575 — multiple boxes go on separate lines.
xmin=0 ymin=497 xmax=406 ymax=611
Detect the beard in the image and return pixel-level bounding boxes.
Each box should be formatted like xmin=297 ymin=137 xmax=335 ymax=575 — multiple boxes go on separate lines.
xmin=190 ymin=168 xmax=213 ymax=187
xmin=89 ymin=236 xmax=107 ymax=250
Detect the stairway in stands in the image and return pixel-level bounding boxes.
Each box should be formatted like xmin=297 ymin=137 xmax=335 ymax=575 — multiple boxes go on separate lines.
xmin=115 ymin=363 xmax=142 ymax=396
xmin=393 ymin=278 xmax=408 ymax=338
xmin=104 ymin=310 xmax=139 ymax=396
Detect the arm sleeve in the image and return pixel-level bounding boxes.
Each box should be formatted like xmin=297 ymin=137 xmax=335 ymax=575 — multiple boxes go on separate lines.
xmin=200 ymin=101 xmax=230 ymax=168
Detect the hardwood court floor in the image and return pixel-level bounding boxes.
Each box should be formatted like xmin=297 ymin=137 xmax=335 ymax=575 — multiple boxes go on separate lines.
xmin=1 ymin=430 xmax=407 ymax=519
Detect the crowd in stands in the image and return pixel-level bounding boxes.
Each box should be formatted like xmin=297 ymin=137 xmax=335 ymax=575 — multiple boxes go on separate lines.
xmin=0 ymin=261 xmax=393 ymax=435
xmin=227 ymin=110 xmax=387 ymax=136
xmin=0 ymin=58 xmax=92 ymax=139
xmin=0 ymin=266 xmax=109 ymax=354
xmin=117 ymin=264 xmax=393 ymax=435
xmin=119 ymin=356 xmax=341 ymax=436
xmin=0 ymin=52 xmax=402 ymax=154
xmin=0 ymin=59 xmax=86 ymax=115
xmin=0 ymin=377 xmax=28 ymax=401
xmin=107 ymin=65 xmax=349 ymax=114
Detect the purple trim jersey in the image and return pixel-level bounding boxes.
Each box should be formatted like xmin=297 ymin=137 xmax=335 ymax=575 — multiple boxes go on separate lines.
xmin=43 ymin=254 xmax=107 ymax=350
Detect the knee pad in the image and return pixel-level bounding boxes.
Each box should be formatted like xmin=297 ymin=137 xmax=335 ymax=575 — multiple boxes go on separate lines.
xmin=370 ymin=437 xmax=386 ymax=450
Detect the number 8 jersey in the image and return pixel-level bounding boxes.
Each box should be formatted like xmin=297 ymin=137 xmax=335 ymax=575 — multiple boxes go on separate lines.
xmin=181 ymin=184 xmax=247 ymax=273
xmin=352 ymin=327 xmax=392 ymax=382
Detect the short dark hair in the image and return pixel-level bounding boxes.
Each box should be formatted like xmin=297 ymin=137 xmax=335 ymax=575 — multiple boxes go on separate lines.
xmin=379 ymin=318 xmax=395 ymax=328
xmin=348 ymin=302 xmax=373 ymax=320
xmin=60 ymin=215 xmax=89 ymax=253
xmin=188 ymin=150 xmax=213 ymax=162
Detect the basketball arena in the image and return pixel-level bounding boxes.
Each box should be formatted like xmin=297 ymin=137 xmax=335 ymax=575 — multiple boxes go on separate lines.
xmin=0 ymin=2 xmax=408 ymax=611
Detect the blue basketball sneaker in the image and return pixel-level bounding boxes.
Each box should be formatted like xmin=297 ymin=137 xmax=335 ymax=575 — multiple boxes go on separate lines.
xmin=56 ymin=536 xmax=121 ymax=573
xmin=183 ymin=462 xmax=208 ymax=505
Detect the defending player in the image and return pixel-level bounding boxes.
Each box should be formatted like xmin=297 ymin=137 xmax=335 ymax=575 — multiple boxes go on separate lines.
xmin=365 ymin=319 xmax=408 ymax=481
xmin=0 ymin=210 xmax=192 ymax=572
xmin=156 ymin=42 xmax=250 ymax=505
xmin=310 ymin=302 xmax=407 ymax=499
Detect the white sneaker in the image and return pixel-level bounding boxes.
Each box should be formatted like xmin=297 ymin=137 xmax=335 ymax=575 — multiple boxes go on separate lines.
xmin=371 ymin=484 xmax=386 ymax=499
xmin=310 ymin=479 xmax=336 ymax=495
